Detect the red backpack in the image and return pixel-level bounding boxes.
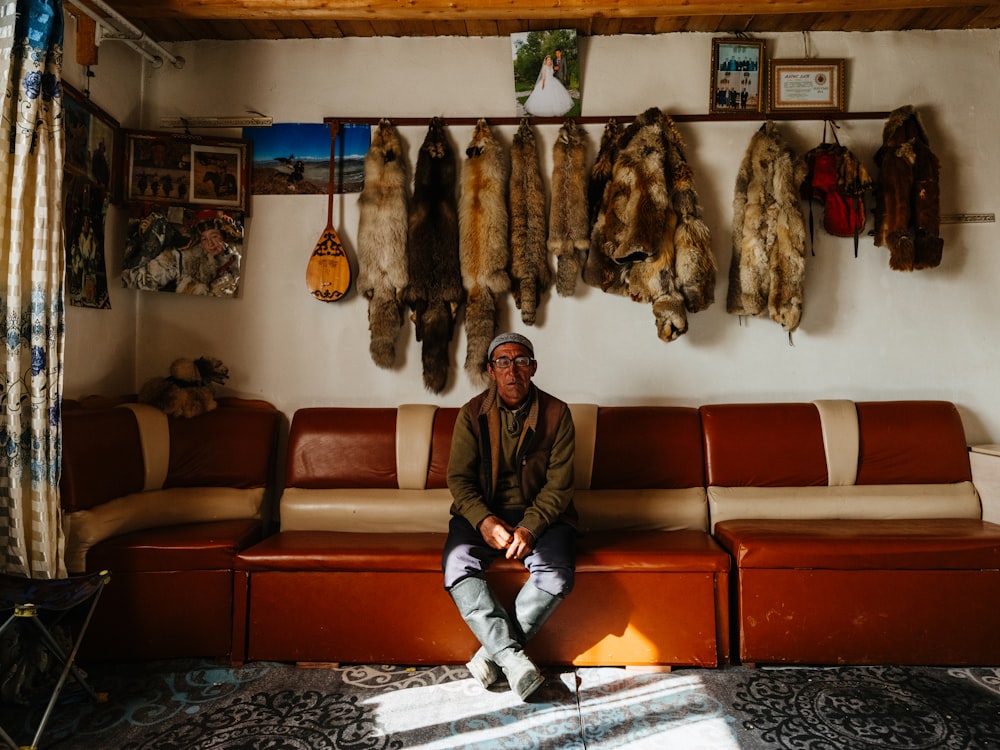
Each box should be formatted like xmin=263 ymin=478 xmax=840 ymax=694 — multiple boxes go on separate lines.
xmin=801 ymin=124 xmax=873 ymax=256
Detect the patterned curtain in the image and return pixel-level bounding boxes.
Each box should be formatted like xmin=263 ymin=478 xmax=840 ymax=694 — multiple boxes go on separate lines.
xmin=0 ymin=0 xmax=66 ymax=578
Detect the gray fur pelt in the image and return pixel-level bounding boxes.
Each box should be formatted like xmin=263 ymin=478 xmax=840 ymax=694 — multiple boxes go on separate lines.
xmin=404 ymin=117 xmax=464 ymax=393
xmin=727 ymin=120 xmax=807 ymax=333
xmin=587 ymin=108 xmax=716 ymax=342
xmin=509 ymin=119 xmax=552 ymax=324
xmin=459 ymin=119 xmax=510 ymax=383
xmin=357 ymin=119 xmax=409 ymax=368
xmin=548 ymin=119 xmax=589 ymax=297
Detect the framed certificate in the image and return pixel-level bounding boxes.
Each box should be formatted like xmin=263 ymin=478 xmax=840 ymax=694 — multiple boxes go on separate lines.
xmin=768 ymin=59 xmax=846 ymax=112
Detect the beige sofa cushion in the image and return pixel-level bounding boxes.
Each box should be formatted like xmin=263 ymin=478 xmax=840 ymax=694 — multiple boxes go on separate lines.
xmin=708 ymin=481 xmax=982 ymax=531
xmin=575 ymin=488 xmax=708 ymax=533
xmin=64 ymin=487 xmax=266 ymax=573
xmin=280 ymin=487 xmax=454 ymax=533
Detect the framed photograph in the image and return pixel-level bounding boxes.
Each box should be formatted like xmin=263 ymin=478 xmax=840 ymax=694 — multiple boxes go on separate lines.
xmin=62 ymin=82 xmax=121 ymax=203
xmin=511 ymin=28 xmax=581 ymax=119
xmin=124 ymin=130 xmax=250 ymax=213
xmin=768 ymin=59 xmax=846 ymax=112
xmin=710 ymin=38 xmax=765 ymax=114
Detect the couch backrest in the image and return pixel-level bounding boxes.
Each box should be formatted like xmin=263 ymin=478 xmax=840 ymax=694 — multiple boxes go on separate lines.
xmin=702 ymin=399 xmax=980 ymax=529
xmin=279 ymin=403 xmax=709 ymax=533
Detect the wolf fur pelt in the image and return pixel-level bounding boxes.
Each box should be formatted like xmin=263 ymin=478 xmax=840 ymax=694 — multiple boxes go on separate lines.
xmin=357 ymin=119 xmax=409 ymax=368
xmin=587 ymin=108 xmax=716 ymax=342
xmin=509 ymin=119 xmax=552 ymax=325
xmin=873 ymin=105 xmax=943 ymax=271
xmin=459 ymin=119 xmax=510 ymax=383
xmin=405 ymin=117 xmax=464 ymax=393
xmin=727 ymin=121 xmax=807 ymax=334
xmin=548 ymin=119 xmax=589 ymax=297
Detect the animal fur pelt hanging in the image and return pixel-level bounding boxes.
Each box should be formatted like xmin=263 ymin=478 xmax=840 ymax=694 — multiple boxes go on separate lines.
xmin=404 ymin=117 xmax=464 ymax=393
xmin=872 ymin=105 xmax=943 ymax=271
xmin=509 ymin=119 xmax=552 ymax=325
xmin=138 ymin=356 xmax=229 ymax=418
xmin=459 ymin=119 xmax=510 ymax=383
xmin=727 ymin=121 xmax=808 ymax=334
xmin=588 ymin=118 xmax=621 ymax=229
xmin=548 ymin=119 xmax=589 ymax=297
xmin=357 ymin=119 xmax=409 ymax=368
xmin=586 ymin=107 xmax=716 ymax=342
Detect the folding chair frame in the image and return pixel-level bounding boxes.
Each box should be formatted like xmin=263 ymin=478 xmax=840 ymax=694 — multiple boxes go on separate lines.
xmin=0 ymin=571 xmax=111 ymax=750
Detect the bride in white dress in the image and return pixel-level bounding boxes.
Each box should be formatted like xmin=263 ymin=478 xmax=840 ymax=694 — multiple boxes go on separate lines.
xmin=523 ymin=56 xmax=574 ymax=117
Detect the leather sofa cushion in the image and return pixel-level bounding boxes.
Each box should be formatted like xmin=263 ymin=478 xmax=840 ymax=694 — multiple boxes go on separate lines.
xmin=61 ymin=408 xmax=146 ymax=511
xmin=86 ymin=518 xmax=263 ymax=573
xmin=715 ymin=518 xmax=1000 ymax=569
xmin=236 ymin=529 xmax=729 ymax=573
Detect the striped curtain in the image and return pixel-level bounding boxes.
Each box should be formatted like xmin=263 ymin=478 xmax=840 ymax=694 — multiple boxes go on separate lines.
xmin=0 ymin=0 xmax=66 ymax=578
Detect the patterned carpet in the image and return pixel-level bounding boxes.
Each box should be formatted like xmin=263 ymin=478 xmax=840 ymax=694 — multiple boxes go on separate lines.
xmin=3 ymin=660 xmax=1000 ymax=749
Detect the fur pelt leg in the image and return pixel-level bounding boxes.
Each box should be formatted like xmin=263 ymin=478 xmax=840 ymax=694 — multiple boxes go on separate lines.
xmin=548 ymin=120 xmax=589 ymax=297
xmin=509 ymin=119 xmax=551 ymax=325
xmin=358 ymin=119 xmax=409 ymax=368
xmin=459 ymin=119 xmax=510 ymax=382
xmin=405 ymin=117 xmax=463 ymax=393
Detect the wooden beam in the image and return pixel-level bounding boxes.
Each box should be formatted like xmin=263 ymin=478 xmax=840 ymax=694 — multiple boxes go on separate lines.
xmin=102 ymin=0 xmax=989 ymax=23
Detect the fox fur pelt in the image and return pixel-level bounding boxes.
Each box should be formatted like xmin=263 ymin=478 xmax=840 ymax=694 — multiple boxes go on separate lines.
xmin=873 ymin=105 xmax=943 ymax=271
xmin=459 ymin=119 xmax=510 ymax=383
xmin=509 ymin=119 xmax=552 ymax=325
xmin=357 ymin=119 xmax=409 ymax=368
xmin=587 ymin=108 xmax=716 ymax=342
xmin=405 ymin=117 xmax=464 ymax=393
xmin=548 ymin=119 xmax=589 ymax=297
xmin=726 ymin=120 xmax=807 ymax=334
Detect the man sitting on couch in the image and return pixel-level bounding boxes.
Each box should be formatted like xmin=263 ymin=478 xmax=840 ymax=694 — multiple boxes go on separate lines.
xmin=442 ymin=332 xmax=577 ymax=701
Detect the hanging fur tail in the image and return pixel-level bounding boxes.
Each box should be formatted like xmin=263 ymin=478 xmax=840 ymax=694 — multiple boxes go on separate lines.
xmin=420 ymin=300 xmax=454 ymax=394
xmin=368 ymin=293 xmax=403 ymax=369
xmin=464 ymin=285 xmax=497 ymax=384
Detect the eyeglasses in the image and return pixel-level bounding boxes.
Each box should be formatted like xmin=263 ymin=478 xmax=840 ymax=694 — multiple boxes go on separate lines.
xmin=490 ymin=355 xmax=534 ymax=370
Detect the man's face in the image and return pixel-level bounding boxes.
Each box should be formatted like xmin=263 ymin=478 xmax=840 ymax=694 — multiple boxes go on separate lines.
xmin=487 ymin=343 xmax=537 ymax=408
xmin=199 ymin=228 xmax=225 ymax=256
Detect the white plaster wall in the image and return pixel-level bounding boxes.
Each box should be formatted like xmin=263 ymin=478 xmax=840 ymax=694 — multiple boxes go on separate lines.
xmin=61 ymin=13 xmax=142 ymax=397
xmin=63 ymin=28 xmax=1000 ymax=443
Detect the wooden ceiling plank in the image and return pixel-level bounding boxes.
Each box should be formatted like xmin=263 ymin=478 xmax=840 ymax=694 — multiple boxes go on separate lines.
xmin=104 ymin=0 xmax=995 ymax=23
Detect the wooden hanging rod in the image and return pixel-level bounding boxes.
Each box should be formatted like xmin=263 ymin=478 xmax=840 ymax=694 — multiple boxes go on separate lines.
xmin=324 ymin=112 xmax=891 ymax=127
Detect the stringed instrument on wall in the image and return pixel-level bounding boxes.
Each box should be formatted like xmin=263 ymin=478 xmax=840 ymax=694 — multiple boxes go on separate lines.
xmin=305 ymin=120 xmax=352 ymax=301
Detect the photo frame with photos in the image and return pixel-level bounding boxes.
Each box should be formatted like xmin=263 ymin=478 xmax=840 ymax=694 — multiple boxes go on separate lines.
xmin=123 ymin=130 xmax=250 ymax=213
xmin=768 ymin=58 xmax=846 ymax=112
xmin=710 ymin=38 xmax=766 ymax=115
xmin=62 ymin=82 xmax=121 ymax=203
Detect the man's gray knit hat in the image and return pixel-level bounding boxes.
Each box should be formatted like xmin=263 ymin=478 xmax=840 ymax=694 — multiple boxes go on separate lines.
xmin=487 ymin=332 xmax=534 ymax=360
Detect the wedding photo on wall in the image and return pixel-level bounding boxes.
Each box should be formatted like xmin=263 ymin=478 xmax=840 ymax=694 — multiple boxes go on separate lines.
xmin=511 ymin=29 xmax=581 ymax=118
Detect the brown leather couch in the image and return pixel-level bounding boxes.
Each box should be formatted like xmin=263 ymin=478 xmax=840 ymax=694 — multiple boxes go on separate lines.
xmin=60 ymin=397 xmax=281 ymax=660
xmin=703 ymin=399 xmax=1000 ymax=666
xmin=233 ymin=404 xmax=731 ymax=669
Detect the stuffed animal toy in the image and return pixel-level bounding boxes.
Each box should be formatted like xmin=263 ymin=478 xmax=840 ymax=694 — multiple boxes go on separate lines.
xmin=138 ymin=356 xmax=229 ymax=418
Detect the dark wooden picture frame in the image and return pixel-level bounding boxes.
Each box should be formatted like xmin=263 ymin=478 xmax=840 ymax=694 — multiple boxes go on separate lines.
xmin=123 ymin=130 xmax=251 ymax=213
xmin=710 ymin=38 xmax=766 ymax=115
xmin=768 ymin=58 xmax=846 ymax=113
xmin=62 ymin=82 xmax=121 ymax=204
